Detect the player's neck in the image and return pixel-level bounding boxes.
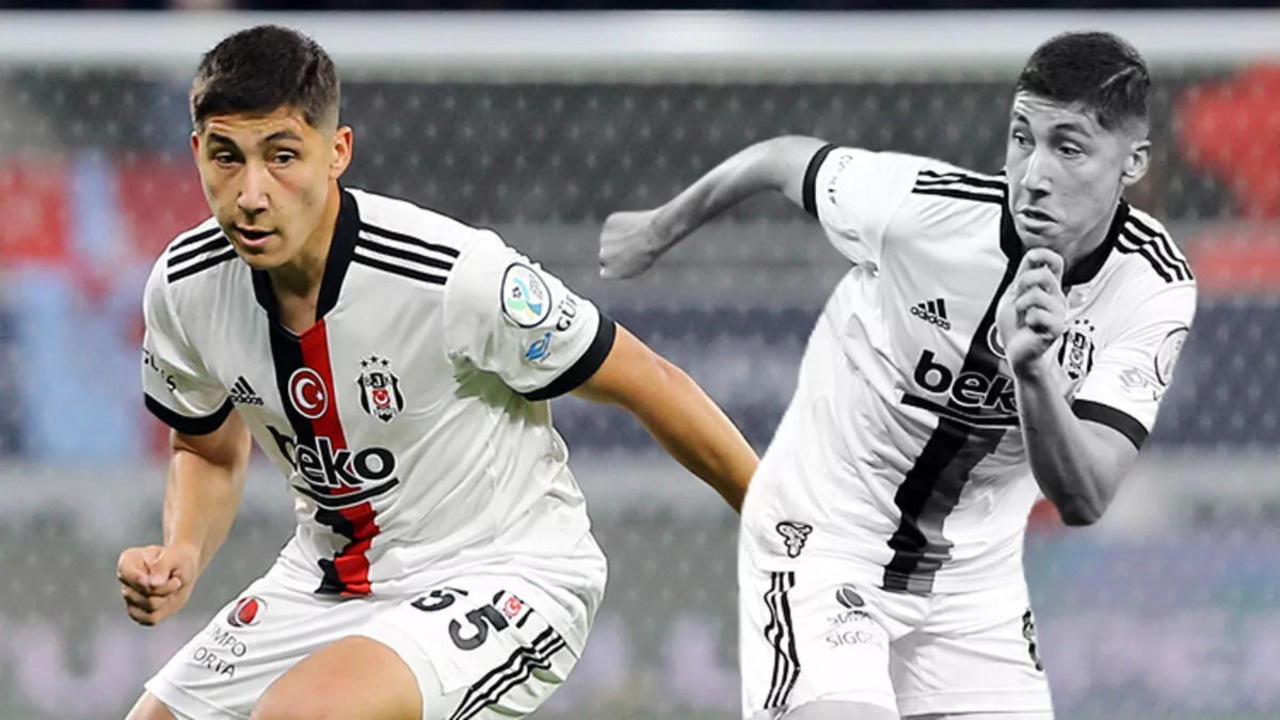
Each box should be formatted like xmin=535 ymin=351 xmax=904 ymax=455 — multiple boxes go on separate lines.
xmin=1059 ymin=204 xmax=1120 ymax=279
xmin=267 ymin=184 xmax=342 ymax=330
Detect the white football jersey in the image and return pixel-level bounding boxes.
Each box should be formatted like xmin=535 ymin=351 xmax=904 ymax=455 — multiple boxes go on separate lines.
xmin=741 ymin=146 xmax=1196 ymax=594
xmin=141 ymin=188 xmax=612 ymax=652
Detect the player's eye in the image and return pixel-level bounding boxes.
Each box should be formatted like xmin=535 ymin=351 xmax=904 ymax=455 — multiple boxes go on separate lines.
xmin=1058 ymin=144 xmax=1084 ymax=159
xmin=211 ymin=151 xmax=239 ymax=167
xmin=1011 ymin=130 xmax=1032 ymax=148
xmin=272 ymin=151 xmax=299 ymax=165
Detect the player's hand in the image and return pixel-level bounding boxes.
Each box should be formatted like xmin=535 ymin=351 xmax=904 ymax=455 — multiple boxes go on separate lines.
xmin=995 ymin=248 xmax=1067 ymax=376
xmin=599 ymin=208 xmax=668 ymax=279
xmin=117 ymin=544 xmax=199 ymax=626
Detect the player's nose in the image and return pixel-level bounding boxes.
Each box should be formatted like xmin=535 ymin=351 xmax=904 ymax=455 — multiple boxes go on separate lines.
xmin=236 ymin=165 xmax=271 ymax=213
xmin=1019 ymin=146 xmax=1053 ymax=195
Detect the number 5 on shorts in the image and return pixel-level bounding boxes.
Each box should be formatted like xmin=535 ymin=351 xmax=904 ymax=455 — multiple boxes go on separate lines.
xmin=411 ymin=587 xmax=520 ymax=651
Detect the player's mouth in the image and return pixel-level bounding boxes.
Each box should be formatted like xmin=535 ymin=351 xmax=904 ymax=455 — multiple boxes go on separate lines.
xmin=234 ymin=226 xmax=277 ymax=250
xmin=1016 ymin=206 xmax=1055 ymax=230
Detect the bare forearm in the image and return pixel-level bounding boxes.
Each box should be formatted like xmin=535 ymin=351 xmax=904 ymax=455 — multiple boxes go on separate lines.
xmin=652 ymin=135 xmax=824 ymax=250
xmin=1015 ymin=360 xmax=1124 ymax=525
xmin=580 ymin=356 xmax=757 ymax=511
xmin=163 ymin=447 xmax=246 ymax=576
xmin=645 ymin=363 xmax=756 ymax=511
xmin=653 ymin=145 xmax=780 ymax=246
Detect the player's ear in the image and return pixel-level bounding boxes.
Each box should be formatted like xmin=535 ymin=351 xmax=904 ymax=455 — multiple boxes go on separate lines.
xmin=1120 ymin=136 xmax=1150 ymax=188
xmin=190 ymin=130 xmax=201 ymax=159
xmin=329 ymin=125 xmax=353 ymax=180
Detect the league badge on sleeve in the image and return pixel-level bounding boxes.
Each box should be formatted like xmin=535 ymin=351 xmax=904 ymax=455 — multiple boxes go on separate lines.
xmin=357 ymin=354 xmax=405 ymax=424
xmin=1155 ymin=326 xmax=1189 ymax=386
xmin=501 ymin=263 xmax=552 ymax=328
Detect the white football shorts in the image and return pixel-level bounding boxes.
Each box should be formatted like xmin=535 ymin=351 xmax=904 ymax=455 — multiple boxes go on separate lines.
xmin=739 ymin=550 xmax=1053 ymax=718
xmin=145 ymin=564 xmax=584 ymax=720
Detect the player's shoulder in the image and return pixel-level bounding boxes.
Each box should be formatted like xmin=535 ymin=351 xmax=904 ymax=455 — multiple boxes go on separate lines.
xmin=347 ymin=188 xmax=507 ymax=290
xmin=350 ymin=189 xmax=496 ymax=255
xmin=906 ymin=157 xmax=1007 ymax=208
xmin=1111 ymin=204 xmax=1195 ymax=287
xmin=150 ymin=217 xmax=240 ymax=292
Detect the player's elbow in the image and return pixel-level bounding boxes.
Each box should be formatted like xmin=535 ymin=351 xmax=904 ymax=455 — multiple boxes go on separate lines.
xmin=1055 ymin=494 xmax=1109 ymax=527
xmin=1057 ymin=503 xmax=1102 ymax=527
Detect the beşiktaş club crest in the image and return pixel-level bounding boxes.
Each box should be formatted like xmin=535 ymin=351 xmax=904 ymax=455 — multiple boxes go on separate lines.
xmin=1057 ymin=318 xmax=1097 ymax=381
xmin=356 ymin=354 xmax=405 ymax=423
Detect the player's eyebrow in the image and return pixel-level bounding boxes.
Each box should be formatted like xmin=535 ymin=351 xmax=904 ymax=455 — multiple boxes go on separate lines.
xmin=205 ymin=129 xmax=303 ymax=148
xmin=263 ymin=129 xmax=304 ymax=144
xmin=1049 ymin=120 xmax=1092 ymax=136
xmin=1010 ymin=111 xmax=1093 ymax=137
xmin=206 ymin=131 xmax=239 ymax=147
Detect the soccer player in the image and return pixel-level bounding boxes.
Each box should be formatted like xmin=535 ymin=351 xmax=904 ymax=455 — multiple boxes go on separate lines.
xmin=600 ymin=32 xmax=1194 ymax=720
xmin=118 ymin=25 xmax=757 ymax=720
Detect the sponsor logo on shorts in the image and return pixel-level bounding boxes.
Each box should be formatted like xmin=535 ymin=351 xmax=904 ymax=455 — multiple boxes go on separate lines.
xmin=775 ymin=521 xmax=813 ymax=558
xmin=825 ymin=627 xmax=876 ymax=648
xmin=835 ymin=585 xmax=865 ymax=609
xmin=227 ymin=596 xmax=267 ymax=628
xmin=191 ymin=646 xmax=238 ymax=678
xmin=191 ymin=624 xmax=250 ymax=678
xmin=824 ymin=586 xmax=878 ymax=649
xmin=826 ymin=585 xmax=874 ymax=629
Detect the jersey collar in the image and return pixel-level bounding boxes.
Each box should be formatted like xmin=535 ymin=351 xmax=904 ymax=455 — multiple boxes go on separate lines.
xmin=1063 ymin=200 xmax=1126 ymax=288
xmin=252 ymin=188 xmax=361 ymax=327
xmin=999 ymin=197 xmax=1127 ymax=289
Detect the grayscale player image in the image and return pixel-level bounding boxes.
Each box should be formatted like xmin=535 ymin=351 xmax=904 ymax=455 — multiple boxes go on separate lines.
xmin=116 ymin=25 xmax=757 ymax=720
xmin=600 ymin=31 xmax=1196 ymax=720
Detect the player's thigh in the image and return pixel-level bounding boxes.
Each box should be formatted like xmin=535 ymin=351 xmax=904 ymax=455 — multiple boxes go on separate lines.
xmin=739 ymin=555 xmax=914 ymax=719
xmin=891 ymin=587 xmax=1052 ymax=718
xmin=252 ymin=636 xmax=421 ymax=720
xmin=351 ymin=576 xmax=581 ymax=720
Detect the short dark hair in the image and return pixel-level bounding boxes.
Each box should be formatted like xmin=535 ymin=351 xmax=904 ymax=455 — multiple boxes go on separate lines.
xmin=190 ymin=25 xmax=340 ymax=130
xmin=1015 ymin=31 xmax=1150 ymax=131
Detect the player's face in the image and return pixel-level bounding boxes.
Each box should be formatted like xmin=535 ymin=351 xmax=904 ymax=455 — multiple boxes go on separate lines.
xmin=192 ymin=106 xmax=352 ymax=272
xmin=1005 ymin=91 xmax=1149 ymax=258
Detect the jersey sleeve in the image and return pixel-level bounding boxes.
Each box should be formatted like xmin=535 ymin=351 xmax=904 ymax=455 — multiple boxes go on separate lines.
xmin=141 ymin=260 xmax=233 ymax=434
xmin=1070 ymin=282 xmax=1197 ymax=449
xmin=801 ymin=145 xmax=929 ymax=266
xmin=442 ymin=230 xmax=616 ymax=401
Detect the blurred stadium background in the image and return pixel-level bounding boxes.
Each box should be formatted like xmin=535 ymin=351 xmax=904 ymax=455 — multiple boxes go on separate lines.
xmin=0 ymin=6 xmax=1279 ymax=720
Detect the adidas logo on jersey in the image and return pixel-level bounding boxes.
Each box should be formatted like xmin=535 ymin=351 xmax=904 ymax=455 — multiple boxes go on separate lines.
xmin=229 ymin=376 xmax=264 ymax=406
xmin=910 ymin=299 xmax=951 ymax=330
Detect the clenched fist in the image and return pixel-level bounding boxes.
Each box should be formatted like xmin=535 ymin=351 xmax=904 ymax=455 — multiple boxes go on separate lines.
xmin=995 ymin=248 xmax=1067 ymax=376
xmin=117 ymin=544 xmax=199 ymax=626
xmin=598 ymin=208 xmax=668 ymax=280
